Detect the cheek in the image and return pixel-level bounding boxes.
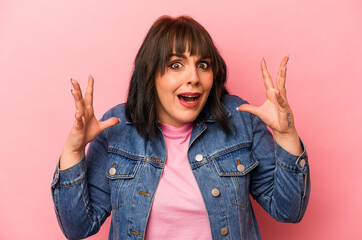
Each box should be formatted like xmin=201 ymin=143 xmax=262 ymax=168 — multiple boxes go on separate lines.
xmin=155 ymin=75 xmax=178 ymax=101
xmin=204 ymin=74 xmax=214 ymax=93
xmin=155 ymin=75 xmax=168 ymax=95
xmin=155 ymin=72 xmax=177 ymax=92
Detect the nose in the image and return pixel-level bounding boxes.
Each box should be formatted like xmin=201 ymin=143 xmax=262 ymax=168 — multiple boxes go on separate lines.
xmin=187 ymin=65 xmax=200 ymax=87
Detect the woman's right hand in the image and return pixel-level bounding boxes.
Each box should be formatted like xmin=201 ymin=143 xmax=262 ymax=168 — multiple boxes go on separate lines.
xmin=59 ymin=75 xmax=119 ymax=169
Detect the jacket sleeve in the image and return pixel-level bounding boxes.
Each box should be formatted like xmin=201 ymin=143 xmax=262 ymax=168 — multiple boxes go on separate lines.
xmin=249 ymin=114 xmax=310 ymax=223
xmin=51 ymin=130 xmax=111 ymax=239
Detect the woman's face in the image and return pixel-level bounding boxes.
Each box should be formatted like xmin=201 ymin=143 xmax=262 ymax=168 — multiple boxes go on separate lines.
xmin=155 ymin=51 xmax=213 ymax=127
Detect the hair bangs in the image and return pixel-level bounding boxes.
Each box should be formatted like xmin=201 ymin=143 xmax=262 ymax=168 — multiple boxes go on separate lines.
xmin=158 ymin=17 xmax=213 ymax=75
xmin=173 ymin=21 xmax=211 ymax=59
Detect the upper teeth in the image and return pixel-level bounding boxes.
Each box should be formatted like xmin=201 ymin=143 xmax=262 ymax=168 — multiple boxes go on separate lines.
xmin=181 ymin=95 xmax=198 ymax=97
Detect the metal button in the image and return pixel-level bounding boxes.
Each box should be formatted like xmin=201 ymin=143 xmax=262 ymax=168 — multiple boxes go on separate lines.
xmin=300 ymin=159 xmax=306 ymax=167
xmin=237 ymin=164 xmax=245 ymax=172
xmin=211 ymin=188 xmax=220 ymax=197
xmin=109 ymin=167 xmax=116 ymax=175
xmin=195 ymin=154 xmax=203 ymax=162
xmin=220 ymin=227 xmax=228 ymax=236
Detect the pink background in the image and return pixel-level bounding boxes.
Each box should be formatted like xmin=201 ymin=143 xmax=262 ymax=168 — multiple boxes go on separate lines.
xmin=1 ymin=0 xmax=361 ymax=239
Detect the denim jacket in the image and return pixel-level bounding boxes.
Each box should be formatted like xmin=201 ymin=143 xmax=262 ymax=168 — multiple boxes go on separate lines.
xmin=51 ymin=95 xmax=310 ymax=240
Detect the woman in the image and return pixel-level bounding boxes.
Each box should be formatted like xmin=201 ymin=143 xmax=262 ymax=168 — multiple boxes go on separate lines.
xmin=51 ymin=15 xmax=310 ymax=240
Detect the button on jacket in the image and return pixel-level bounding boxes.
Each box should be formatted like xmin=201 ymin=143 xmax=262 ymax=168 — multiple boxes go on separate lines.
xmin=51 ymin=95 xmax=310 ymax=240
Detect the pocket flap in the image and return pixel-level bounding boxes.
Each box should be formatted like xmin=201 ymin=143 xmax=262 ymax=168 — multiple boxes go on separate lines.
xmin=105 ymin=151 xmax=141 ymax=179
xmin=213 ymin=146 xmax=258 ymax=176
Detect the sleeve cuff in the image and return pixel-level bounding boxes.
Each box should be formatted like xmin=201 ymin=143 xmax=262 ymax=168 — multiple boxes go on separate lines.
xmin=51 ymin=157 xmax=86 ymax=188
xmin=275 ymin=139 xmax=308 ymax=174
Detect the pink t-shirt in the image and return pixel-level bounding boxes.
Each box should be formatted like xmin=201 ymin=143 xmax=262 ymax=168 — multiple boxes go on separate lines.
xmin=145 ymin=122 xmax=212 ymax=240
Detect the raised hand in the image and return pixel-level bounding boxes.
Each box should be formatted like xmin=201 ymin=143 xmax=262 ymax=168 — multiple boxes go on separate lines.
xmin=60 ymin=75 xmax=119 ymax=169
xmin=237 ymin=56 xmax=303 ymax=155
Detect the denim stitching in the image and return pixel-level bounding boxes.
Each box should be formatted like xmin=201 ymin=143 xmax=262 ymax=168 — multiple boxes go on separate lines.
xmin=242 ymin=205 xmax=246 ymax=239
xmin=249 ymin=151 xmax=262 ymax=199
xmin=53 ymin=188 xmax=68 ymax=238
xmin=215 ymin=163 xmax=257 ymax=176
xmin=302 ymin=172 xmax=307 ymax=198
xmin=57 ymin=173 xmax=86 ymax=188
xmin=126 ymin=161 xmax=146 ymax=239
xmin=139 ymin=191 xmax=151 ymax=197
xmin=150 ymin=156 xmax=162 ymax=162
xmin=209 ymin=164 xmax=231 ymax=239
xmin=190 ymin=143 xmax=252 ymax=170
xmin=58 ymin=156 xmax=85 ymax=172
xmin=211 ymin=153 xmax=257 ymax=177
xmin=130 ymin=231 xmax=142 ymax=237
xmin=113 ymin=205 xmax=117 ymax=240
xmin=146 ymin=133 xmax=164 ymax=167
xmin=80 ymin=180 xmax=97 ymax=229
xmin=219 ymin=173 xmax=234 ymax=206
xmin=208 ymin=143 xmax=252 ymax=161
xmin=118 ymin=179 xmax=133 ymax=209
xmin=294 ymin=173 xmax=305 ymax=223
xmin=190 ymin=157 xmax=212 ymax=169
xmin=145 ymin=157 xmax=164 ymax=168
xmin=188 ymin=121 xmax=207 ymax=149
xmin=232 ymin=176 xmax=247 ymax=208
xmin=105 ymin=158 xmax=142 ymax=180
xmin=275 ymin=158 xmax=298 ymax=172
xmin=81 ymin=182 xmax=111 ymax=227
xmin=108 ymin=148 xmax=145 ymax=161
xmin=189 ymin=134 xmax=208 ymax=169
xmin=112 ymin=179 xmax=123 ymax=209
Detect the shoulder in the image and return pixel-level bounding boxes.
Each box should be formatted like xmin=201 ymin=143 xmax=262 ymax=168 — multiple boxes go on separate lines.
xmin=100 ymin=103 xmax=137 ymax=136
xmin=100 ymin=103 xmax=145 ymax=148
xmin=100 ymin=103 xmax=128 ymax=123
xmin=221 ymin=94 xmax=249 ymax=107
xmin=221 ymin=94 xmax=252 ymax=120
xmin=219 ymin=94 xmax=256 ymax=129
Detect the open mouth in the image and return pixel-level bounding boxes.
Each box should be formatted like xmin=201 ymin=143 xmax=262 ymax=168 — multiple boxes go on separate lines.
xmin=177 ymin=94 xmax=200 ymax=103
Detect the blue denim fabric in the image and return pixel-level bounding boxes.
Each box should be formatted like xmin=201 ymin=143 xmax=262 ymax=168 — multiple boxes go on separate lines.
xmin=51 ymin=95 xmax=310 ymax=240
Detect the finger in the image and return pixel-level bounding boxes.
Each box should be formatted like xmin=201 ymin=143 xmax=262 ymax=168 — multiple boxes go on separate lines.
xmin=73 ymin=113 xmax=84 ymax=130
xmin=276 ymin=56 xmax=289 ymax=90
xmin=71 ymin=79 xmax=83 ymax=97
xmin=84 ymin=75 xmax=94 ymax=107
xmin=261 ymin=58 xmax=274 ymax=90
xmin=99 ymin=117 xmax=120 ymax=132
xmin=237 ymin=104 xmax=261 ymax=117
xmin=71 ymin=89 xmax=86 ymax=116
xmin=275 ymin=90 xmax=288 ymax=108
xmin=71 ymin=80 xmax=86 ymax=115
xmin=279 ymin=87 xmax=287 ymax=99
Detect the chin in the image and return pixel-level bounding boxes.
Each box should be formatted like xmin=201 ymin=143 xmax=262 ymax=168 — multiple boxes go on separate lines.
xmin=177 ymin=112 xmax=200 ymax=124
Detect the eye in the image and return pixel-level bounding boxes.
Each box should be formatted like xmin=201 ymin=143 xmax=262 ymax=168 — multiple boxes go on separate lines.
xmin=198 ymin=62 xmax=210 ymax=70
xmin=169 ymin=62 xmax=183 ymax=70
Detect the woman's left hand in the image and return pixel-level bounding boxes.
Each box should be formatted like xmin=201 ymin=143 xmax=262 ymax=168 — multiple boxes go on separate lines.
xmin=237 ymin=56 xmax=303 ymax=155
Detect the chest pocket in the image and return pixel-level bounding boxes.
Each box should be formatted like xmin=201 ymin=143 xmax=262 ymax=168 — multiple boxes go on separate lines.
xmin=212 ymin=145 xmax=258 ymax=208
xmin=105 ymin=150 xmax=142 ymax=209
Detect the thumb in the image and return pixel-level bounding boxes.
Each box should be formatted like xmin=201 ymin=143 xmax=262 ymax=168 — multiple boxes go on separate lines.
xmin=237 ymin=104 xmax=260 ymax=116
xmin=99 ymin=117 xmax=120 ymax=131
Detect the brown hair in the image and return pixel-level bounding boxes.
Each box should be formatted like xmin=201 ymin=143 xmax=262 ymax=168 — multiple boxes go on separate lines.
xmin=125 ymin=15 xmax=230 ymax=138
